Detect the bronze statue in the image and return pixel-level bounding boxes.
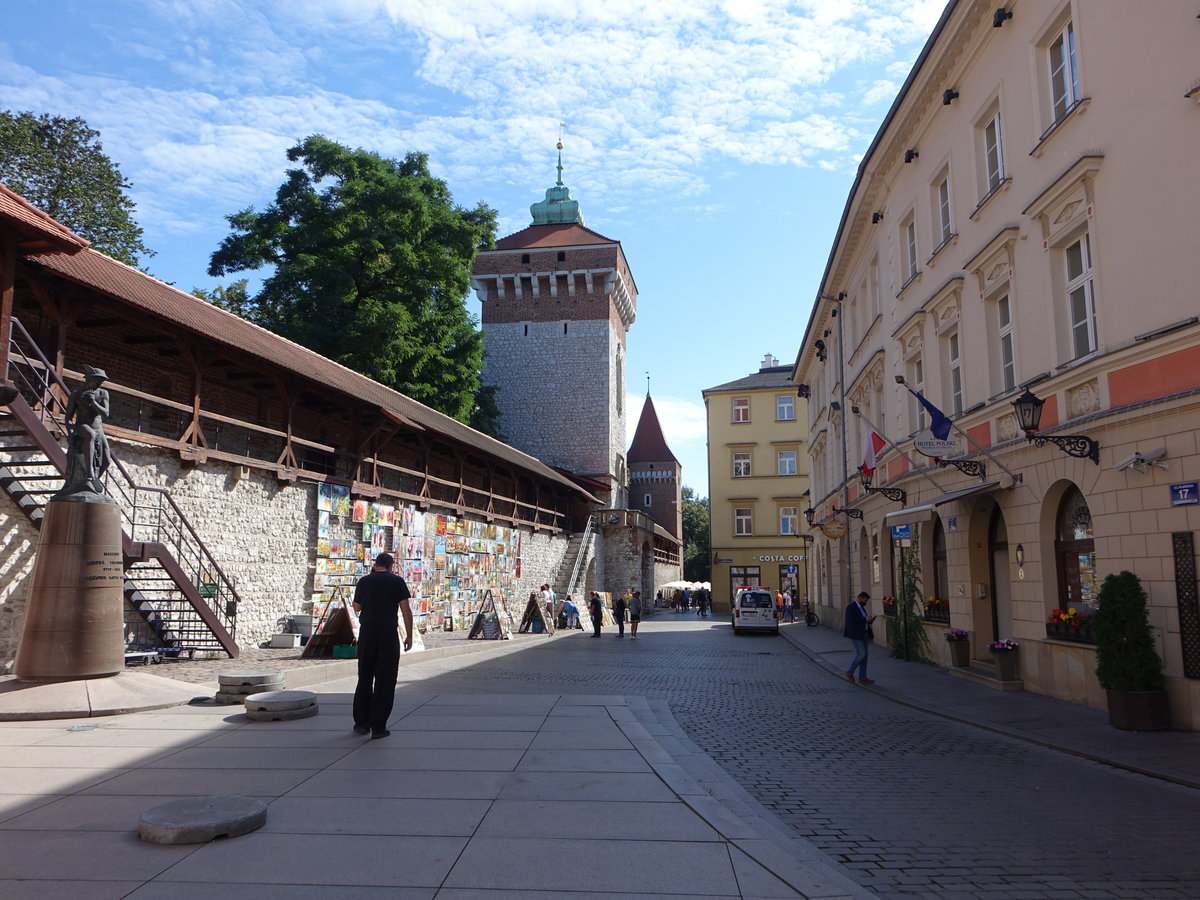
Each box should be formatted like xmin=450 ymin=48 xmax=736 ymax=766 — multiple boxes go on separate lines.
xmin=56 ymin=366 xmax=113 ymax=499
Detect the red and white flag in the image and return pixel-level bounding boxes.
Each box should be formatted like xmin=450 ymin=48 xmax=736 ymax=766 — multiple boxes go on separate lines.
xmin=862 ymin=428 xmax=886 ymax=479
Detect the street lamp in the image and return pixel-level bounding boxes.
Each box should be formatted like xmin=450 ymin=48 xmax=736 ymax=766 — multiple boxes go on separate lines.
xmin=804 ymin=506 xmax=816 ymax=528
xmin=857 ymin=465 xmax=907 ymax=505
xmin=1011 ymin=388 xmax=1100 ymax=464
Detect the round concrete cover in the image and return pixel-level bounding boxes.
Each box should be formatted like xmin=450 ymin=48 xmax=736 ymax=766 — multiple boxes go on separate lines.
xmin=246 ymin=704 xmax=318 ymax=721
xmin=138 ymin=796 xmax=267 ymax=844
xmin=217 ymin=671 xmax=284 ymax=686
xmin=215 ymin=685 xmax=284 ymax=705
xmin=244 ymin=690 xmax=318 ymax=711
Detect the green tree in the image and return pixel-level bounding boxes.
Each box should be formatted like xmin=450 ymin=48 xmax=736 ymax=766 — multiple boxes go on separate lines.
xmin=208 ymin=135 xmax=497 ymax=424
xmin=192 ymin=279 xmax=252 ymax=316
xmin=681 ymin=486 xmax=711 ymax=583
xmin=0 ymin=110 xmax=153 ymax=267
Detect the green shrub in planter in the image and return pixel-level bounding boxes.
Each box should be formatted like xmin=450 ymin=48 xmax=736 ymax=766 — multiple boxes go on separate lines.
xmin=1092 ymin=571 xmax=1169 ymax=731
xmin=1093 ymin=571 xmax=1164 ymax=692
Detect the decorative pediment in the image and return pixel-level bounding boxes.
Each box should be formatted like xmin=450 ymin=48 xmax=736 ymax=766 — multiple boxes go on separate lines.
xmin=926 ymin=276 xmax=964 ymax=336
xmin=963 ymin=226 xmax=1019 ymax=297
xmin=1023 ymin=154 xmax=1104 ymax=248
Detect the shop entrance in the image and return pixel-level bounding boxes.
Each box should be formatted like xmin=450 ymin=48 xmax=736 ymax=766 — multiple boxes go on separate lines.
xmin=730 ymin=566 xmax=761 ymax=600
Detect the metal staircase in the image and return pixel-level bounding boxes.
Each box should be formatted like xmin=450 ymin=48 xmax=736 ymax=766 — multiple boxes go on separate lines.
xmin=1 ymin=317 xmax=240 ymax=658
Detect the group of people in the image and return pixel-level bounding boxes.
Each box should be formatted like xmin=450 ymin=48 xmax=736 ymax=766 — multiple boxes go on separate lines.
xmin=674 ymin=587 xmax=711 ymax=617
xmin=588 ymin=589 xmax=642 ymax=638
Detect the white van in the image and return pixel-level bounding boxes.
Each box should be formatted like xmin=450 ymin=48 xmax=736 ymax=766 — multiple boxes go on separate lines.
xmin=731 ymin=588 xmax=779 ymax=635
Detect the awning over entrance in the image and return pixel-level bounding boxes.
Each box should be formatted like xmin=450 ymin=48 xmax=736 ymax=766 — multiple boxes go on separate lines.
xmin=884 ymin=481 xmax=1000 ymax=526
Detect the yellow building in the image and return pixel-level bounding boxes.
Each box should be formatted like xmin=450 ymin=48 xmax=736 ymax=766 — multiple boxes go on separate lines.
xmin=704 ymin=355 xmax=811 ymax=615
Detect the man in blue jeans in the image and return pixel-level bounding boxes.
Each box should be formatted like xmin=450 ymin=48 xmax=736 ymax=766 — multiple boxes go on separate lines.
xmin=843 ymin=591 xmax=876 ymax=685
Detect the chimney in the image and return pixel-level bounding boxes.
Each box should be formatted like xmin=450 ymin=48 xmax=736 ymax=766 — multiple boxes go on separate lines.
xmin=760 ymin=353 xmax=778 ymax=370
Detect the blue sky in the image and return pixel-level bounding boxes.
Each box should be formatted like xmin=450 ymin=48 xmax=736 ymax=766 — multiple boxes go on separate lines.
xmin=2 ymin=0 xmax=944 ymax=496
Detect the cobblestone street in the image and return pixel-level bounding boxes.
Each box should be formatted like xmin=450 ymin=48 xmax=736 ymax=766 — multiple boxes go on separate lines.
xmin=296 ymin=616 xmax=1200 ymax=899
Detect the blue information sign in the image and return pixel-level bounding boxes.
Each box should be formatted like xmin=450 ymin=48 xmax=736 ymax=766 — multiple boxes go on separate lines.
xmin=1171 ymin=482 xmax=1199 ymax=506
xmin=891 ymin=524 xmax=912 ymax=541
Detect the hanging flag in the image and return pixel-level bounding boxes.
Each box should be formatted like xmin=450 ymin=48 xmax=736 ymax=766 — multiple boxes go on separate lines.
xmin=915 ymin=391 xmax=953 ymax=441
xmin=862 ymin=428 xmax=886 ymax=479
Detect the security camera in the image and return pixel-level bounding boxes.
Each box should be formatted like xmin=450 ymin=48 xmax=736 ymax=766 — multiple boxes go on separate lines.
xmin=1113 ymin=448 xmax=1168 ymax=472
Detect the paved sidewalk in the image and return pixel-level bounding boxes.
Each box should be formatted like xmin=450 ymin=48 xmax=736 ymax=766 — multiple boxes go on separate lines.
xmin=0 ymin=648 xmax=871 ymax=899
xmin=778 ymin=621 xmax=1200 ymax=790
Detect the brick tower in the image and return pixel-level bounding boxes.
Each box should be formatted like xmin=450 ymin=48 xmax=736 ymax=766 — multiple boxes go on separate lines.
xmin=627 ymin=393 xmax=683 ymax=539
xmin=471 ymin=145 xmax=637 ymax=500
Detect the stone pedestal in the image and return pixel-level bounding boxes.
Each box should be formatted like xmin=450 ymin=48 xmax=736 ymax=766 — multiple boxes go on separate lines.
xmin=14 ymin=499 xmax=124 ymax=681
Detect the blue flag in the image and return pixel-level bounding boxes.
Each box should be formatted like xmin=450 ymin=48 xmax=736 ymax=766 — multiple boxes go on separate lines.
xmin=915 ymin=391 xmax=952 ymax=441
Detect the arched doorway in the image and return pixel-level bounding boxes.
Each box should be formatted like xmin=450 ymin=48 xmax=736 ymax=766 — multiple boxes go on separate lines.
xmin=987 ymin=507 xmax=1010 ymax=643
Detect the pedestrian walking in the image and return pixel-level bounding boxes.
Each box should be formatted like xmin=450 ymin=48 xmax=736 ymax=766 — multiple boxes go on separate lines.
xmin=680 ymin=588 xmax=690 ymax=613
xmin=352 ymin=552 xmax=413 ymax=739
xmin=783 ymin=589 xmax=795 ymax=623
xmin=614 ymin=592 xmax=628 ymax=637
xmin=588 ymin=591 xmax=603 ymax=637
xmin=629 ymin=590 xmax=642 ymax=639
xmin=698 ymin=588 xmax=709 ymax=617
xmin=561 ymin=595 xmax=580 ymax=629
xmin=843 ymin=591 xmax=876 ymax=685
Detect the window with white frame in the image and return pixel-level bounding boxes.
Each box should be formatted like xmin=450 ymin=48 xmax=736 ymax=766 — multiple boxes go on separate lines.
xmin=902 ymin=215 xmax=919 ymax=282
xmin=934 ymin=172 xmax=953 ymax=247
xmin=908 ymin=355 xmax=926 ymax=433
xmin=980 ymin=106 xmax=1005 ymax=195
xmin=779 ymin=506 xmax=797 ymax=536
xmin=732 ymin=451 xmax=751 ymax=478
xmin=1048 ymin=20 xmax=1080 ymax=122
xmin=871 ymin=532 xmax=881 ymax=584
xmin=996 ymin=293 xmax=1016 ymax=392
xmin=1065 ymin=232 xmax=1097 ymax=358
xmin=732 ymin=397 xmax=750 ymax=423
xmin=946 ymin=331 xmax=963 ymax=415
xmin=777 ymin=449 xmax=797 ymax=476
xmin=734 ymin=507 xmax=753 ymax=536
xmin=776 ymin=394 xmax=794 ymax=421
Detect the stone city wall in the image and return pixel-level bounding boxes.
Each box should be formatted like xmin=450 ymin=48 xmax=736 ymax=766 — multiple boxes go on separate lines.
xmin=0 ymin=436 xmax=573 ymax=672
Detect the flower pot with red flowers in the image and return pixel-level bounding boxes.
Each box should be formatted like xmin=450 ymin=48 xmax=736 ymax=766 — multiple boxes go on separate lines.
xmin=945 ymin=629 xmax=970 ymax=667
xmin=923 ymin=596 xmax=950 ymax=624
xmin=988 ymin=639 xmax=1020 ymax=681
xmin=1046 ymin=608 xmax=1095 ymax=644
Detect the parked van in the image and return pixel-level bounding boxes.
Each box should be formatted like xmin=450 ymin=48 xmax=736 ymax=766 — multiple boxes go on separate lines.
xmin=731 ymin=588 xmax=779 ymax=635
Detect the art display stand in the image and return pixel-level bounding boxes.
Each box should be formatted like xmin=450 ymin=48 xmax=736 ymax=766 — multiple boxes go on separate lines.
xmin=302 ymin=594 xmax=359 ymax=658
xmin=517 ymin=597 xmax=555 ymax=635
xmin=468 ymin=590 xmax=513 ymax=640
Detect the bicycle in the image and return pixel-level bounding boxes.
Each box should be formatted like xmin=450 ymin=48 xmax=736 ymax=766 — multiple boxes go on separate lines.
xmin=802 ymin=599 xmax=820 ymax=627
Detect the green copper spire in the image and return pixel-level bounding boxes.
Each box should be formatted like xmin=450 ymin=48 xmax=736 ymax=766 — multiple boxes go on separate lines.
xmin=530 ymin=139 xmax=585 ymax=225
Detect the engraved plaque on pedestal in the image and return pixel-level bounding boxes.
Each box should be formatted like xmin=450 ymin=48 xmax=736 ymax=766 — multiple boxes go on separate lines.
xmin=14 ymin=500 xmax=125 ymax=681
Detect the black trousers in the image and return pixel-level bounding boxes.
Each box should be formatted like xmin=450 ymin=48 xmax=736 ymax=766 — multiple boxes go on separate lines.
xmin=353 ymin=629 xmax=400 ymax=731
xmin=591 ymin=614 xmax=602 ymax=636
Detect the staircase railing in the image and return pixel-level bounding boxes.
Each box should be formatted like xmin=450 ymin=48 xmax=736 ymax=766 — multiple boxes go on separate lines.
xmin=4 ymin=317 xmax=240 ymax=655
xmin=564 ymin=514 xmax=595 ymax=598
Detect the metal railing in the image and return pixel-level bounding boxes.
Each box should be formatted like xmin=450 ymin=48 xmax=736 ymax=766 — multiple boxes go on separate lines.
xmin=5 ymin=317 xmax=240 ymax=652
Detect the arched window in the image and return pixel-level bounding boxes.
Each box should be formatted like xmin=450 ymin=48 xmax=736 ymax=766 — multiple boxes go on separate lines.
xmin=1055 ymin=487 xmax=1097 ymax=612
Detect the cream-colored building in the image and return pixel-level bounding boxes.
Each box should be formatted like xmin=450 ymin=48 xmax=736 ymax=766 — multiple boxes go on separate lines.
xmin=704 ymin=355 xmax=811 ymax=615
xmin=793 ymin=1 xmax=1200 ymax=727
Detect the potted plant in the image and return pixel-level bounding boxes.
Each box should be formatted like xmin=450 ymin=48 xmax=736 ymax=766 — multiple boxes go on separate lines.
xmin=1046 ymin=607 xmax=1094 ymax=644
xmin=988 ymin=638 xmax=1019 ymax=681
xmin=1092 ymin=571 xmax=1170 ymax=731
xmin=923 ymin=596 xmax=950 ymax=624
xmin=881 ymin=595 xmax=897 ymax=618
xmin=945 ymin=629 xmax=970 ymax=667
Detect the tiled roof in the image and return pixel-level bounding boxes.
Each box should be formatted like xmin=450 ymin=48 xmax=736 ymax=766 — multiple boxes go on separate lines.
xmin=493 ymin=222 xmax=618 ymax=250
xmin=0 ymin=182 xmax=90 ymax=255
xmin=628 ymin=395 xmax=678 ymax=464
xmin=704 ymin=365 xmax=796 ymax=393
xmin=25 ymin=247 xmax=595 ymax=500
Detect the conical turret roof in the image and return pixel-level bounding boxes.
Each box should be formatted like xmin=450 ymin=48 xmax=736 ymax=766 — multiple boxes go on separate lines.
xmin=628 ymin=394 xmax=678 ymax=464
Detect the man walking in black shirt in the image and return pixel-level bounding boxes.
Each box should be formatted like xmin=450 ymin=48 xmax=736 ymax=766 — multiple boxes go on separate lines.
xmin=352 ymin=553 xmax=413 ymax=739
